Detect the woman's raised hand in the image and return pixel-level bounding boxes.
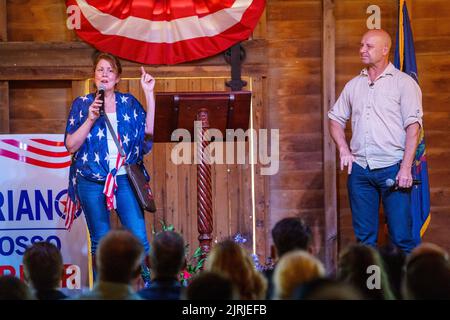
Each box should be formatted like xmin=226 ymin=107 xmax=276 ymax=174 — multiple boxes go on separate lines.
xmin=140 ymin=66 xmax=155 ymax=92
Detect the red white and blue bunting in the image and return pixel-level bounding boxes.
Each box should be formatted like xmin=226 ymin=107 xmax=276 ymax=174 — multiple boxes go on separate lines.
xmin=66 ymin=0 xmax=266 ymax=64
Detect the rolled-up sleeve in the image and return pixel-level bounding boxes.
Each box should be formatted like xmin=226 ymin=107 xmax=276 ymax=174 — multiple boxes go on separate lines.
xmin=400 ymin=76 xmax=423 ymax=128
xmin=328 ymin=83 xmax=351 ymax=128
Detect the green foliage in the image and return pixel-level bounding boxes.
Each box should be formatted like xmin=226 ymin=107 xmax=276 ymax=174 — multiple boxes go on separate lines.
xmin=152 ymin=219 xmax=175 ymax=234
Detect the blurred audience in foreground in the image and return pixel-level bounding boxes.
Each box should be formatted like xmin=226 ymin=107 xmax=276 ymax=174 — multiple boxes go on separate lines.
xmin=182 ymin=271 xmax=237 ymax=300
xmin=75 ymin=229 xmax=144 ymax=300
xmin=273 ymin=250 xmax=325 ymax=299
xmin=0 ymin=275 xmax=34 ymax=300
xmin=402 ymin=242 xmax=450 ymax=300
xmin=23 ymin=241 xmax=67 ymax=300
xmin=205 ymin=239 xmax=267 ymax=299
xmin=1 ymin=219 xmax=450 ymax=301
xmin=337 ymin=243 xmax=395 ymax=300
xmin=138 ymin=231 xmax=185 ymax=300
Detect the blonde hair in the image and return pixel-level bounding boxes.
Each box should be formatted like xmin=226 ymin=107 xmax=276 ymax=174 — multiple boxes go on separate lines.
xmin=274 ymin=250 xmax=325 ymax=299
xmin=205 ymin=240 xmax=267 ymax=300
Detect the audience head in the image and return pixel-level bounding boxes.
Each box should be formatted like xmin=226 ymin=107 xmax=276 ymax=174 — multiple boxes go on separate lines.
xmin=23 ymin=241 xmax=64 ymax=291
xmin=337 ymin=244 xmax=395 ymax=300
xmin=97 ymin=229 xmax=144 ymax=284
xmin=294 ymin=277 xmax=363 ymax=300
xmin=149 ymin=231 xmax=185 ymax=279
xmin=0 ymin=276 xmax=34 ymax=300
xmin=402 ymin=243 xmax=450 ymax=300
xmin=271 ymin=217 xmax=312 ymax=259
xmin=184 ymin=271 xmax=237 ymax=300
xmin=205 ymin=240 xmax=267 ymax=299
xmin=273 ymin=250 xmax=325 ymax=299
xmin=378 ymin=243 xmax=406 ymax=299
xmin=407 ymin=242 xmax=449 ymax=265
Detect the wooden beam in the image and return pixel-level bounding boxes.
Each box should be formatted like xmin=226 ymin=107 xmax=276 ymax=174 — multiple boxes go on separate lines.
xmin=0 ymin=40 xmax=268 ymax=80
xmin=0 ymin=0 xmax=6 ymax=42
xmin=322 ymin=0 xmax=337 ymax=273
xmin=0 ymin=81 xmax=9 ymax=133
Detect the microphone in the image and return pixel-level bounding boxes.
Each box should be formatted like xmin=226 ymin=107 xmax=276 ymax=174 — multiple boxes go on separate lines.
xmin=98 ymin=85 xmax=105 ymax=116
xmin=369 ymin=82 xmax=374 ymax=88
xmin=385 ymin=178 xmax=421 ymax=189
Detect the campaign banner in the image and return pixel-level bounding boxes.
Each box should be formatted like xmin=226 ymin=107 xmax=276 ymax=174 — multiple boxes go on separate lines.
xmin=0 ymin=134 xmax=89 ymax=289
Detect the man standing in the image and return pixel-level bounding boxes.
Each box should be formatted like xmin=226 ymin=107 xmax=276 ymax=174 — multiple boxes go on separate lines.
xmin=328 ymin=29 xmax=423 ymax=254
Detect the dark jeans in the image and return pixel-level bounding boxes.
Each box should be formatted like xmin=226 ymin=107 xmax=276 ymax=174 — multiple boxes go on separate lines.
xmin=76 ymin=174 xmax=150 ymax=255
xmin=347 ymin=162 xmax=416 ymax=253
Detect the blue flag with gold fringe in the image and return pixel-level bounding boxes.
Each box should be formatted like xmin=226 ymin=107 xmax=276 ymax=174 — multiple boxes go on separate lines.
xmin=394 ymin=0 xmax=431 ymax=245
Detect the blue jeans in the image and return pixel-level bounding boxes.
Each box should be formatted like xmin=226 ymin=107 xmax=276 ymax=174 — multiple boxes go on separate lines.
xmin=347 ymin=162 xmax=416 ymax=253
xmin=76 ymin=174 xmax=150 ymax=255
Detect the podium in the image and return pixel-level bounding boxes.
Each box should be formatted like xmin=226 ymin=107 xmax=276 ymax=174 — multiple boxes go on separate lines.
xmin=154 ymin=91 xmax=252 ymax=254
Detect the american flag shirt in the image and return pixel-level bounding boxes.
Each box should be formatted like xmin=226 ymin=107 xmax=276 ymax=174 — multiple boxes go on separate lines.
xmin=63 ymin=92 xmax=152 ymax=229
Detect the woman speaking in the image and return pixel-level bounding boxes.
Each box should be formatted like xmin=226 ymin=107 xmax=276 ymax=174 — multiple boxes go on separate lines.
xmin=64 ymin=52 xmax=155 ymax=285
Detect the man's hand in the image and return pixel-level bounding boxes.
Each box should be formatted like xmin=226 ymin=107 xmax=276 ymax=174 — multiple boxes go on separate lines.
xmin=396 ymin=165 xmax=413 ymax=188
xmin=329 ymin=120 xmax=355 ymax=174
xmin=339 ymin=147 xmax=355 ymax=174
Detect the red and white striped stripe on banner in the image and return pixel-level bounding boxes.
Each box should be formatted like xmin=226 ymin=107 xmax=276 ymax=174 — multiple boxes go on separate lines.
xmin=66 ymin=0 xmax=266 ymax=64
xmin=0 ymin=136 xmax=78 ymax=229
xmin=103 ymin=139 xmax=125 ymax=210
xmin=0 ymin=138 xmax=71 ymax=169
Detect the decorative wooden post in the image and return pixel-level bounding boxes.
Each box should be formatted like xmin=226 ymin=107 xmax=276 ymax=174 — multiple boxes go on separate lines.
xmin=196 ymin=109 xmax=213 ymax=255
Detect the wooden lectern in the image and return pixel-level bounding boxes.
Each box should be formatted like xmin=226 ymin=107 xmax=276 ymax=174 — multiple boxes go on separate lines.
xmin=154 ymin=91 xmax=252 ymax=255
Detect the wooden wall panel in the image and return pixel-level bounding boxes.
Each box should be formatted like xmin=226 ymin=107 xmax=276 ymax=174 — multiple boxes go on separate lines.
xmin=9 ymin=80 xmax=71 ymax=133
xmin=335 ymin=0 xmax=450 ymax=254
xmin=252 ymin=8 xmax=267 ymax=40
xmin=413 ymin=0 xmax=450 ymax=250
xmin=0 ymin=81 xmax=8 ymax=132
xmin=0 ymin=0 xmax=6 ymax=41
xmin=267 ymin=0 xmax=325 ymax=262
xmin=6 ymin=0 xmax=77 ymax=41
